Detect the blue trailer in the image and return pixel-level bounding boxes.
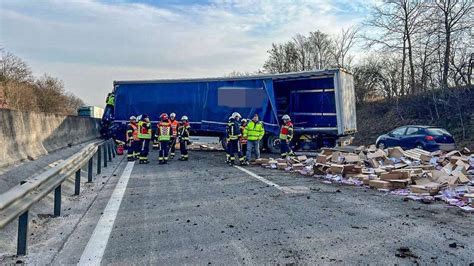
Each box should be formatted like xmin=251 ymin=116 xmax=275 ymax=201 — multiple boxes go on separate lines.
xmin=107 ymin=68 xmax=356 ymax=152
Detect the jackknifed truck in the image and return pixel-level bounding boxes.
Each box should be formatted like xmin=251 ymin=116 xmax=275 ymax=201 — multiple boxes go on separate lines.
xmin=104 ymin=68 xmax=357 ymax=152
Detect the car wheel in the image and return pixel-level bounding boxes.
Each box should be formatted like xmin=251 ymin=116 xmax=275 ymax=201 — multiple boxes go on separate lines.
xmin=377 ymin=141 xmax=386 ymax=149
xmin=415 ymin=143 xmax=424 ymax=150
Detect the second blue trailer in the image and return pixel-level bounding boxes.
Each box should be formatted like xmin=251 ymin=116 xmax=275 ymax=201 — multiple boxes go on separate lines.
xmin=109 ymin=68 xmax=356 ymax=152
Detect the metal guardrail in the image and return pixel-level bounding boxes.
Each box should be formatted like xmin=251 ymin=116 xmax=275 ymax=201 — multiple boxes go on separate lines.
xmin=0 ymin=138 xmax=118 ymax=256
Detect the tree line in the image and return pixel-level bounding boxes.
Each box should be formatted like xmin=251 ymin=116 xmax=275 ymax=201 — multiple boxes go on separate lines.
xmin=0 ymin=50 xmax=84 ymax=115
xmin=256 ymin=0 xmax=472 ymax=104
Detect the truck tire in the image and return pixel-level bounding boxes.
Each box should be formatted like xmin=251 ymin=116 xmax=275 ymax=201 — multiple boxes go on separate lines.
xmin=220 ymin=137 xmax=227 ymax=150
xmin=266 ymin=135 xmax=280 ymax=154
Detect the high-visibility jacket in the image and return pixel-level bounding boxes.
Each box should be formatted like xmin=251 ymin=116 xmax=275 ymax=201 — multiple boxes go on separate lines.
xmin=244 ymin=121 xmax=265 ymax=141
xmin=279 ymin=121 xmax=294 ymax=141
xmin=178 ymin=122 xmax=191 ymax=141
xmin=170 ymin=119 xmax=178 ymax=137
xmin=240 ymin=125 xmax=247 ymax=144
xmin=126 ymin=123 xmax=139 ymax=141
xmin=157 ymin=121 xmax=171 ymax=141
xmin=106 ymin=94 xmax=115 ymax=106
xmin=137 ymin=121 xmax=152 ymax=139
xmin=226 ymin=118 xmax=241 ymax=140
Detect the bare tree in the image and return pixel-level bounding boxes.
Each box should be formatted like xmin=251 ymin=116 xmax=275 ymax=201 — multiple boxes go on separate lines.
xmin=308 ymin=30 xmax=334 ymax=69
xmin=0 ymin=50 xmax=33 ymax=82
xmin=429 ymin=0 xmax=473 ymax=89
xmin=331 ymin=26 xmax=359 ymax=69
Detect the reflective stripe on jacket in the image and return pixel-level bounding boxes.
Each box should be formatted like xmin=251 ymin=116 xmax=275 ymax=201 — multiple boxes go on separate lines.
xmin=178 ymin=122 xmax=191 ymax=140
xmin=126 ymin=123 xmax=139 ymax=141
xmin=137 ymin=121 xmax=152 ymax=139
xmin=279 ymin=122 xmax=294 ymax=141
xmin=226 ymin=119 xmax=241 ymax=140
xmin=244 ymin=121 xmax=265 ymax=141
xmin=170 ymin=120 xmax=178 ymax=137
xmin=240 ymin=126 xmax=247 ymax=144
xmin=157 ymin=121 xmax=171 ymax=141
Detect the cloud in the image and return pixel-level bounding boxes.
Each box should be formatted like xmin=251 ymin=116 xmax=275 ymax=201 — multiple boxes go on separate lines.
xmin=0 ymin=0 xmax=365 ymax=106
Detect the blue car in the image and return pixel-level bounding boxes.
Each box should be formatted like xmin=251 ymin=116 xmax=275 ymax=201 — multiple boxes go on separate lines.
xmin=375 ymin=125 xmax=456 ymax=152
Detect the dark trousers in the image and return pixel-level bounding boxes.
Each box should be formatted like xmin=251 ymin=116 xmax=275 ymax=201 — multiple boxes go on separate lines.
xmin=239 ymin=142 xmax=247 ymax=161
xmin=170 ymin=137 xmax=177 ymax=156
xmin=228 ymin=139 xmax=239 ymax=163
xmin=127 ymin=141 xmax=134 ymax=159
xmin=280 ymin=140 xmax=291 ymax=158
xmin=159 ymin=141 xmax=169 ymax=161
xmin=180 ymin=140 xmax=188 ymax=159
xmin=139 ymin=139 xmax=150 ymax=161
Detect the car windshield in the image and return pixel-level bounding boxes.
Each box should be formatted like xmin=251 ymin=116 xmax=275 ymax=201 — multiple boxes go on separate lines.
xmin=425 ymin=128 xmax=450 ymax=136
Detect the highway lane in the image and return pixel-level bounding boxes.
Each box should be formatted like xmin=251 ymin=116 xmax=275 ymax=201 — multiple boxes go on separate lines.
xmin=55 ymin=150 xmax=473 ymax=264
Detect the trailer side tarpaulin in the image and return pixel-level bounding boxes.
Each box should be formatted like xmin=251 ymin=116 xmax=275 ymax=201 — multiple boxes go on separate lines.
xmin=114 ymin=78 xmax=280 ymax=135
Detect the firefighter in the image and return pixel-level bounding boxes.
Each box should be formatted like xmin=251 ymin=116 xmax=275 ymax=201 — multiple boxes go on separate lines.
xmin=178 ymin=115 xmax=191 ymax=161
xmin=226 ymin=112 xmax=241 ymax=166
xmin=225 ymin=115 xmax=232 ymax=164
xmin=279 ymin=114 xmax=295 ymax=158
xmin=126 ymin=116 xmax=139 ymax=161
xmin=239 ymin=119 xmax=248 ymax=164
xmin=137 ymin=114 xmax=152 ymax=164
xmin=169 ymin=112 xmax=179 ymax=159
xmin=244 ymin=114 xmax=265 ymax=163
xmin=157 ymin=113 xmax=171 ymax=164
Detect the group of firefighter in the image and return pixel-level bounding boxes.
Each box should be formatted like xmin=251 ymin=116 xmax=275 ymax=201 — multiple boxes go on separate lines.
xmin=125 ymin=112 xmax=190 ymax=164
xmin=124 ymin=110 xmax=295 ymax=165
xmin=225 ymin=112 xmax=295 ymax=166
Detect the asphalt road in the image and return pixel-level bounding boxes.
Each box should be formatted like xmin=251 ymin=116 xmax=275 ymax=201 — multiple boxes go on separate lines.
xmin=50 ymin=150 xmax=472 ymax=264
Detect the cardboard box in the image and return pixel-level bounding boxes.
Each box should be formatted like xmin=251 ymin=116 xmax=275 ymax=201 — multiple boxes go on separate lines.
xmin=388 ymin=147 xmax=405 ymax=159
xmin=292 ymin=163 xmax=304 ymax=170
xmin=296 ymin=155 xmax=308 ymax=161
xmin=410 ymin=184 xmax=440 ymax=195
xmin=367 ymin=150 xmax=386 ymax=159
xmin=362 ymin=177 xmax=370 ymax=185
xmin=380 ymin=172 xmax=404 ymax=181
xmin=369 ymin=179 xmax=392 ymax=189
xmin=419 ymin=153 xmax=432 ymax=162
xmin=255 ymin=158 xmax=269 ymax=165
xmin=389 ymin=179 xmax=411 ymax=189
xmin=316 ymin=154 xmax=331 ymax=164
xmin=344 ymin=155 xmax=361 ymax=163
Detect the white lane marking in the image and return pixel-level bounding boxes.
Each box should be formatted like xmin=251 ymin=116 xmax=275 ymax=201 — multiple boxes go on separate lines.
xmin=234 ymin=165 xmax=284 ymax=191
xmin=234 ymin=165 xmax=310 ymax=194
xmin=78 ymin=161 xmax=135 ymax=265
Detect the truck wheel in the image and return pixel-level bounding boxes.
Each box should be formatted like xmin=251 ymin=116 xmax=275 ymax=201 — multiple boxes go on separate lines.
xmin=266 ymin=135 xmax=280 ymax=154
xmin=220 ymin=137 xmax=227 ymax=150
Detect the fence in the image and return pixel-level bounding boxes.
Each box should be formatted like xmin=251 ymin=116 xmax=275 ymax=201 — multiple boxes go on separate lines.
xmin=0 ymin=138 xmax=118 ymax=256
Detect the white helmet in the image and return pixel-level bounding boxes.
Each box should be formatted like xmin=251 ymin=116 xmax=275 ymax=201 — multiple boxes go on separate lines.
xmin=170 ymin=113 xmax=176 ymax=118
xmin=282 ymin=114 xmax=291 ymax=121
xmin=129 ymin=116 xmax=136 ymax=121
xmin=241 ymin=118 xmax=247 ymax=123
xmin=181 ymin=115 xmax=188 ymax=121
xmin=231 ymin=112 xmax=241 ymax=119
xmin=136 ymin=115 xmax=142 ymax=121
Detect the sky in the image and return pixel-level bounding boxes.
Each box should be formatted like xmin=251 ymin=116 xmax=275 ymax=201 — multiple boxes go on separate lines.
xmin=0 ymin=0 xmax=371 ymax=107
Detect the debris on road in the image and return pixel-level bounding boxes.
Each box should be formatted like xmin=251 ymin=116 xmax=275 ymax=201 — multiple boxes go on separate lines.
xmin=254 ymin=145 xmax=474 ymax=211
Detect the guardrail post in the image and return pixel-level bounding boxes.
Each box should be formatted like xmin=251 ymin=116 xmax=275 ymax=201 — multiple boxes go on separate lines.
xmin=108 ymin=142 xmax=112 ymax=162
xmin=88 ymin=157 xmax=93 ymax=182
xmin=54 ymin=185 xmax=61 ymax=217
xmin=97 ymin=145 xmax=102 ymax=174
xmin=74 ymin=169 xmax=81 ymax=195
xmin=17 ymin=211 xmax=28 ymax=256
xmin=103 ymin=143 xmax=108 ymax=168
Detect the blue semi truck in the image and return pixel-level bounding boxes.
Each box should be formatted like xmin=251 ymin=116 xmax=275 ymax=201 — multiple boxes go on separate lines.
xmin=105 ymin=68 xmax=357 ymax=153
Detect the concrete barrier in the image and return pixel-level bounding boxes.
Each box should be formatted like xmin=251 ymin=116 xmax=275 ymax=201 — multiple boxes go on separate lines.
xmin=0 ymin=109 xmax=101 ymax=168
